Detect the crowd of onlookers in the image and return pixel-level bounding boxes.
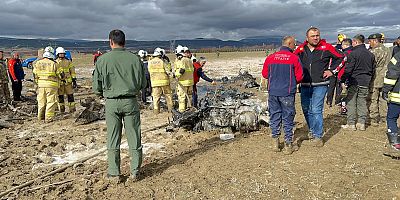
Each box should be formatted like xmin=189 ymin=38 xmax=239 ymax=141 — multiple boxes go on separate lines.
xmin=263 ymin=27 xmax=400 ymax=154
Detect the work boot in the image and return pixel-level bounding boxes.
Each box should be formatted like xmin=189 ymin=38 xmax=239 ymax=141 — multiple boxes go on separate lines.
xmin=283 ymin=143 xmax=294 ymax=155
xmin=128 ymin=171 xmax=140 ymax=183
xmin=272 ymin=137 xmax=280 ymax=152
xmin=311 ymin=138 xmax=324 ymax=147
xmin=59 ymin=105 xmax=65 ymax=113
xmin=356 ymin=123 xmax=366 ymax=131
xmin=341 ymin=124 xmax=356 ymax=131
xmin=106 ymin=174 xmax=122 ymax=184
xmin=386 ymin=132 xmax=400 ymax=151
xmin=308 ymin=131 xmax=314 ymax=140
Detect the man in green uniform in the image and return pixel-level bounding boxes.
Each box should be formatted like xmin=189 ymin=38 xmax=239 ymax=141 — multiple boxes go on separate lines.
xmin=368 ymin=33 xmax=391 ymax=126
xmin=0 ymin=50 xmax=11 ymax=104
xmin=92 ymin=29 xmax=147 ymax=183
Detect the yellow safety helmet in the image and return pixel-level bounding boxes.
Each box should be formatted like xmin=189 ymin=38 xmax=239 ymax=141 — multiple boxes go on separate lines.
xmin=337 ymin=33 xmax=346 ymax=43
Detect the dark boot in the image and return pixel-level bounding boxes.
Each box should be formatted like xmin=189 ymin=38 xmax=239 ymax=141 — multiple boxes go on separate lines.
xmin=386 ymin=132 xmax=400 ymax=151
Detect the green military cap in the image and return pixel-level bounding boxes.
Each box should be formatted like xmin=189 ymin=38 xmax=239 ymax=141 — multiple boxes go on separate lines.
xmin=368 ymin=33 xmax=382 ymax=40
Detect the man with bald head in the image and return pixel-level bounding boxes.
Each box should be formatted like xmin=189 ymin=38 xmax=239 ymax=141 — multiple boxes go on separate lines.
xmin=262 ymin=36 xmax=303 ymax=155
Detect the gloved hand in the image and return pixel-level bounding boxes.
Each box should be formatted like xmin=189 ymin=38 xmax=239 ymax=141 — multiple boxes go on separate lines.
xmin=179 ymin=68 xmax=185 ymax=75
xmin=72 ymin=78 xmax=77 ymax=88
xmin=382 ymin=91 xmax=389 ymax=101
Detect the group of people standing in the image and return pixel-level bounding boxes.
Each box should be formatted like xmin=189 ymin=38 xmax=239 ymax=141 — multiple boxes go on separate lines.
xmin=92 ymin=29 xmax=216 ymax=183
xmin=263 ymin=27 xmax=400 ymax=155
xmin=0 ymin=51 xmax=24 ymax=103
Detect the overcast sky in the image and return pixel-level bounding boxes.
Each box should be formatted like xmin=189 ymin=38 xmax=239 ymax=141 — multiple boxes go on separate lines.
xmin=1 ymin=0 xmax=399 ymax=42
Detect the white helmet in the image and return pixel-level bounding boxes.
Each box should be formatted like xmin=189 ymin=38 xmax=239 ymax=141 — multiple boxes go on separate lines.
xmin=191 ymin=55 xmax=197 ymax=62
xmin=138 ymin=50 xmax=147 ymax=58
xmin=175 ymin=45 xmax=184 ymax=55
xmin=55 ymin=47 xmax=65 ymax=55
xmin=154 ymin=47 xmax=164 ymax=56
xmin=43 ymin=51 xmax=55 ymax=59
xmin=153 ymin=48 xmax=162 ymax=57
xmin=44 ymin=46 xmax=54 ymax=53
xmin=182 ymin=46 xmax=189 ymax=52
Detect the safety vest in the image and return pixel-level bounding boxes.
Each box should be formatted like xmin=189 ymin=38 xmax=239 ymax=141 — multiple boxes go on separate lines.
xmin=33 ymin=58 xmax=60 ymax=88
xmin=384 ymin=56 xmax=400 ymax=104
xmin=175 ymin=57 xmax=194 ymax=86
xmin=148 ymin=57 xmax=170 ymax=87
xmin=56 ymin=58 xmax=76 ymax=84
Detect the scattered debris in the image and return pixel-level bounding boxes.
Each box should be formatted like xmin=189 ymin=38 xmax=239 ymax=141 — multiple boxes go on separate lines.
xmin=75 ymin=97 xmax=105 ymax=125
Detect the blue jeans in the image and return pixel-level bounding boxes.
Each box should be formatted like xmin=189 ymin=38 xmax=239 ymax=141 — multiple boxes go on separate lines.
xmin=387 ymin=103 xmax=400 ymax=134
xmin=268 ymin=94 xmax=296 ymax=144
xmin=300 ymin=85 xmax=328 ymax=139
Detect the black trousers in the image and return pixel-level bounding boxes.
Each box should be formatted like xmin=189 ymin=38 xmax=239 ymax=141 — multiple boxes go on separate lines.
xmin=11 ymin=80 xmax=22 ymax=101
xmin=326 ymin=76 xmax=342 ymax=105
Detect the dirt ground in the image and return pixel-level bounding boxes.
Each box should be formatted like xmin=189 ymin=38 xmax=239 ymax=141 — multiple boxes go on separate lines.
xmin=0 ymin=51 xmax=399 ymax=200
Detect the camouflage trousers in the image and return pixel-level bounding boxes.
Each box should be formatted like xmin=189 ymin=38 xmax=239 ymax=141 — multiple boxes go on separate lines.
xmin=367 ymin=87 xmax=386 ymax=123
xmin=0 ymin=82 xmax=10 ymax=103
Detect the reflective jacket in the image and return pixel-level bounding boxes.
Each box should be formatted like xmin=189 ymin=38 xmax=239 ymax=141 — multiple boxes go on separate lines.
xmin=33 ymin=58 xmax=61 ymax=88
xmin=383 ymin=52 xmax=400 ymax=104
xmin=262 ymin=46 xmax=303 ymax=96
xmin=174 ymin=57 xmax=194 ymax=86
xmin=56 ymin=58 xmax=76 ymax=84
xmin=148 ymin=57 xmax=171 ymax=87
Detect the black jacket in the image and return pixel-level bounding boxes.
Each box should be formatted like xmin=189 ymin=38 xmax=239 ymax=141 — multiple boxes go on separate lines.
xmin=383 ymin=51 xmax=400 ymax=104
xmin=342 ymin=44 xmax=375 ymax=87
xmin=294 ymin=39 xmax=343 ymax=86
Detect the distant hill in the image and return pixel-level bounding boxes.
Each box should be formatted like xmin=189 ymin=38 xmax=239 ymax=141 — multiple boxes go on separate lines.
xmin=0 ymin=36 xmax=285 ymax=52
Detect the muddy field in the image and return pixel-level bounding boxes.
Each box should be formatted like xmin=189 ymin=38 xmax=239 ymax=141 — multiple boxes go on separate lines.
xmin=0 ymin=51 xmax=399 ymax=199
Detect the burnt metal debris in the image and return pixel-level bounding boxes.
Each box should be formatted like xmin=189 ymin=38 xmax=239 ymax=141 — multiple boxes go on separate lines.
xmin=75 ymin=97 xmax=105 ymax=125
xmin=170 ymin=86 xmax=269 ymax=133
xmin=220 ymin=70 xmax=260 ymax=89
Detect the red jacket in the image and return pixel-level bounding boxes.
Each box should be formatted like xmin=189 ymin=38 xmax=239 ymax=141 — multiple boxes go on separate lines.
xmin=262 ymin=46 xmax=303 ymax=96
xmin=8 ymin=58 xmax=24 ymax=81
xmin=337 ymin=47 xmax=353 ymax=81
xmin=193 ymin=62 xmax=201 ymax=84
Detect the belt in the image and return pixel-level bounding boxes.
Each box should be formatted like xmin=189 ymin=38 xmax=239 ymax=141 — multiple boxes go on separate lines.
xmin=107 ymin=95 xmax=136 ymax=99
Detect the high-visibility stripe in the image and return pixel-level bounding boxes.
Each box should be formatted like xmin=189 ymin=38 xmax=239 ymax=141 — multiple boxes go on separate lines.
xmin=391 ymin=57 xmax=398 ymax=65
xmin=149 ymin=68 xmax=167 ymax=73
xmin=179 ymin=79 xmax=194 ymax=86
xmin=37 ymin=80 xmax=59 ymax=88
xmin=384 ymin=78 xmax=397 ymax=85
xmin=36 ymin=72 xmax=57 ymax=76
xmin=151 ymin=80 xmax=170 ymax=87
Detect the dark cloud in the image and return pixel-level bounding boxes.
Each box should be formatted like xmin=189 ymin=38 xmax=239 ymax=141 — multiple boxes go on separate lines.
xmin=0 ymin=0 xmax=399 ymax=41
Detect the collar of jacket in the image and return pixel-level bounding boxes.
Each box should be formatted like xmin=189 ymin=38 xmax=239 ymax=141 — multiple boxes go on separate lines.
xmin=353 ymin=44 xmax=366 ymax=50
xmin=343 ymin=46 xmax=353 ymax=52
xmin=300 ymin=39 xmax=329 ymax=49
xmin=280 ymin=46 xmax=293 ymax=53
xmin=111 ymin=48 xmax=125 ymax=51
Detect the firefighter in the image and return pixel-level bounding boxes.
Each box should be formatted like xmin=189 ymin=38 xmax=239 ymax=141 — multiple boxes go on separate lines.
xmin=33 ymin=51 xmax=61 ymax=122
xmin=174 ymin=45 xmax=194 ymax=112
xmin=55 ymin=47 xmax=77 ymax=113
xmin=148 ymin=47 xmax=173 ymax=113
xmin=382 ymin=52 xmax=400 ymax=151
xmin=138 ymin=50 xmax=151 ymax=104
xmin=0 ymin=50 xmax=10 ymax=104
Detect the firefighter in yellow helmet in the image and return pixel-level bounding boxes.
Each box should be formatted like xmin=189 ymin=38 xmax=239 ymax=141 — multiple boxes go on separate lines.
xmin=174 ymin=45 xmax=194 ymax=112
xmin=148 ymin=48 xmax=173 ymax=113
xmin=55 ymin=47 xmax=77 ymax=113
xmin=33 ymin=51 xmax=62 ymax=122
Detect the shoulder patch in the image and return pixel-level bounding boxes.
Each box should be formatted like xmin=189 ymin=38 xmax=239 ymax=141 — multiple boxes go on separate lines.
xmin=391 ymin=57 xmax=398 ymax=65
